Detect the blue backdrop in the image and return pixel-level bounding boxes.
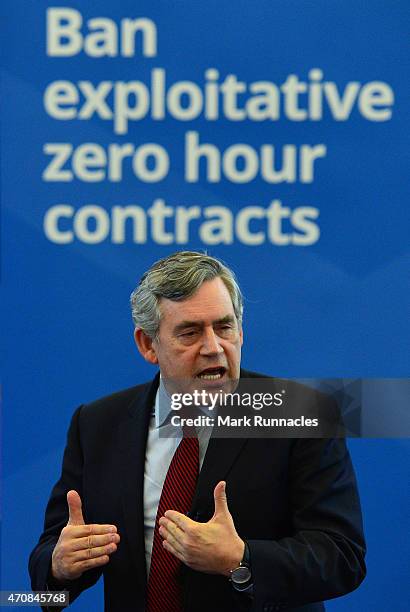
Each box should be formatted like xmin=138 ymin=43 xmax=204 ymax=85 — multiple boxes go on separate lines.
xmin=2 ymin=1 xmax=409 ymax=609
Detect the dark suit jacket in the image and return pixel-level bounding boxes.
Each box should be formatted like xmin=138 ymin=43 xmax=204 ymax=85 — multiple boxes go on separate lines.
xmin=29 ymin=370 xmax=366 ymax=612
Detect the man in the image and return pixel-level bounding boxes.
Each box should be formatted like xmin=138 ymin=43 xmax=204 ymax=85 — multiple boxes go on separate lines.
xmin=29 ymin=251 xmax=366 ymax=611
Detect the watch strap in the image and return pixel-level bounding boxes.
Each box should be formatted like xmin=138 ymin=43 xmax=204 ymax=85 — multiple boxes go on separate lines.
xmin=241 ymin=541 xmax=251 ymax=567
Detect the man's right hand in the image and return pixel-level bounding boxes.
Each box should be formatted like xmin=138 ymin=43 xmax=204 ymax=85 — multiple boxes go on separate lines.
xmin=51 ymin=490 xmax=120 ymax=581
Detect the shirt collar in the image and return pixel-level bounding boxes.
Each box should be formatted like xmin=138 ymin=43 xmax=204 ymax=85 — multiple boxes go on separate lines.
xmin=153 ymin=376 xmax=175 ymax=429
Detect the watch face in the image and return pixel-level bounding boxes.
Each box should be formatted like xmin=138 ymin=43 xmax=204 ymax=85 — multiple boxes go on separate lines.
xmin=232 ymin=566 xmax=252 ymax=584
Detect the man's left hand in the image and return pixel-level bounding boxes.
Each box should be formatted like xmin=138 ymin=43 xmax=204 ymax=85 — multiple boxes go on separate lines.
xmin=158 ymin=481 xmax=245 ymax=576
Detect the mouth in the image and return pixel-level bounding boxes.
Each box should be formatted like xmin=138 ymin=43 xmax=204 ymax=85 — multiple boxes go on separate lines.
xmin=196 ymin=366 xmax=227 ymax=381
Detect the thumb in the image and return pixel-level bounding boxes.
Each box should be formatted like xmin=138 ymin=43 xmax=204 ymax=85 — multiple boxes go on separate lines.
xmin=67 ymin=490 xmax=85 ymax=526
xmin=213 ymin=481 xmax=230 ymax=519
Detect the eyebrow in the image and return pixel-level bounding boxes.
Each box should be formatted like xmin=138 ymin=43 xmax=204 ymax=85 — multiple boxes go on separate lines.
xmin=173 ymin=315 xmax=236 ymax=334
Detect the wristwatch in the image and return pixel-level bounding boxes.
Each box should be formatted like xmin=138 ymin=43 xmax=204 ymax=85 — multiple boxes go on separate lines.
xmin=230 ymin=542 xmax=252 ymax=591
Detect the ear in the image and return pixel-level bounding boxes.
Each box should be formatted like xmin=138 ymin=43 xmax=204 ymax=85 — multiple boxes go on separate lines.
xmin=239 ymin=325 xmax=244 ymax=347
xmin=134 ymin=328 xmax=159 ymax=364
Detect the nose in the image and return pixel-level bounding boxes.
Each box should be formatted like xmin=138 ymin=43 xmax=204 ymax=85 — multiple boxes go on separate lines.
xmin=199 ymin=327 xmax=224 ymax=356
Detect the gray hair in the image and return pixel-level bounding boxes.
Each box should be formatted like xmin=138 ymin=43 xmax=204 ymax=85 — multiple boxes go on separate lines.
xmin=130 ymin=251 xmax=243 ymax=338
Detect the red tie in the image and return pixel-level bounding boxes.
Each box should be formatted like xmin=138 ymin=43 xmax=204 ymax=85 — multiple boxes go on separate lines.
xmin=146 ymin=430 xmax=199 ymax=612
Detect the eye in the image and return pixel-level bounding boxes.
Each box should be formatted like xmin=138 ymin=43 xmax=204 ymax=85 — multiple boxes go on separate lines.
xmin=181 ymin=330 xmax=197 ymax=338
xmin=216 ymin=324 xmax=234 ymax=335
xmin=177 ymin=329 xmax=200 ymax=342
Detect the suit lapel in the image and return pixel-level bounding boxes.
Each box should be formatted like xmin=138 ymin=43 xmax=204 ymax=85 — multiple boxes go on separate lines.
xmin=191 ymin=436 xmax=248 ymax=519
xmin=117 ymin=374 xmax=160 ymax=586
xmin=190 ymin=369 xmax=261 ymax=518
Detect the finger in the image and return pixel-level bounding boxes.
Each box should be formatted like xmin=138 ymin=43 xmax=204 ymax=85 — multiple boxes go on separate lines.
xmin=71 ymin=532 xmax=120 ymax=552
xmin=163 ymin=511 xmax=196 ymax=532
xmin=73 ymin=541 xmax=118 ymax=562
xmin=67 ymin=490 xmax=85 ymax=526
xmin=162 ymin=539 xmax=185 ymax=562
xmin=213 ymin=481 xmax=229 ymax=517
xmin=74 ymin=554 xmax=111 ymax=574
xmin=159 ymin=522 xmax=185 ymax=548
xmin=159 ymin=516 xmax=184 ymax=534
xmin=159 ymin=518 xmax=184 ymax=543
xmin=159 ymin=527 xmax=185 ymax=555
xmin=66 ymin=524 xmax=118 ymax=538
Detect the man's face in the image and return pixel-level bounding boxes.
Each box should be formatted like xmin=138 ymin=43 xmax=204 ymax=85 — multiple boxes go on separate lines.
xmin=149 ymin=277 xmax=243 ymax=391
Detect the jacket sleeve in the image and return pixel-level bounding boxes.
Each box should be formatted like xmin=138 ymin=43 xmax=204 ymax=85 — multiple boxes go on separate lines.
xmin=248 ymin=436 xmax=366 ymax=610
xmin=28 ymin=406 xmax=103 ymax=609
